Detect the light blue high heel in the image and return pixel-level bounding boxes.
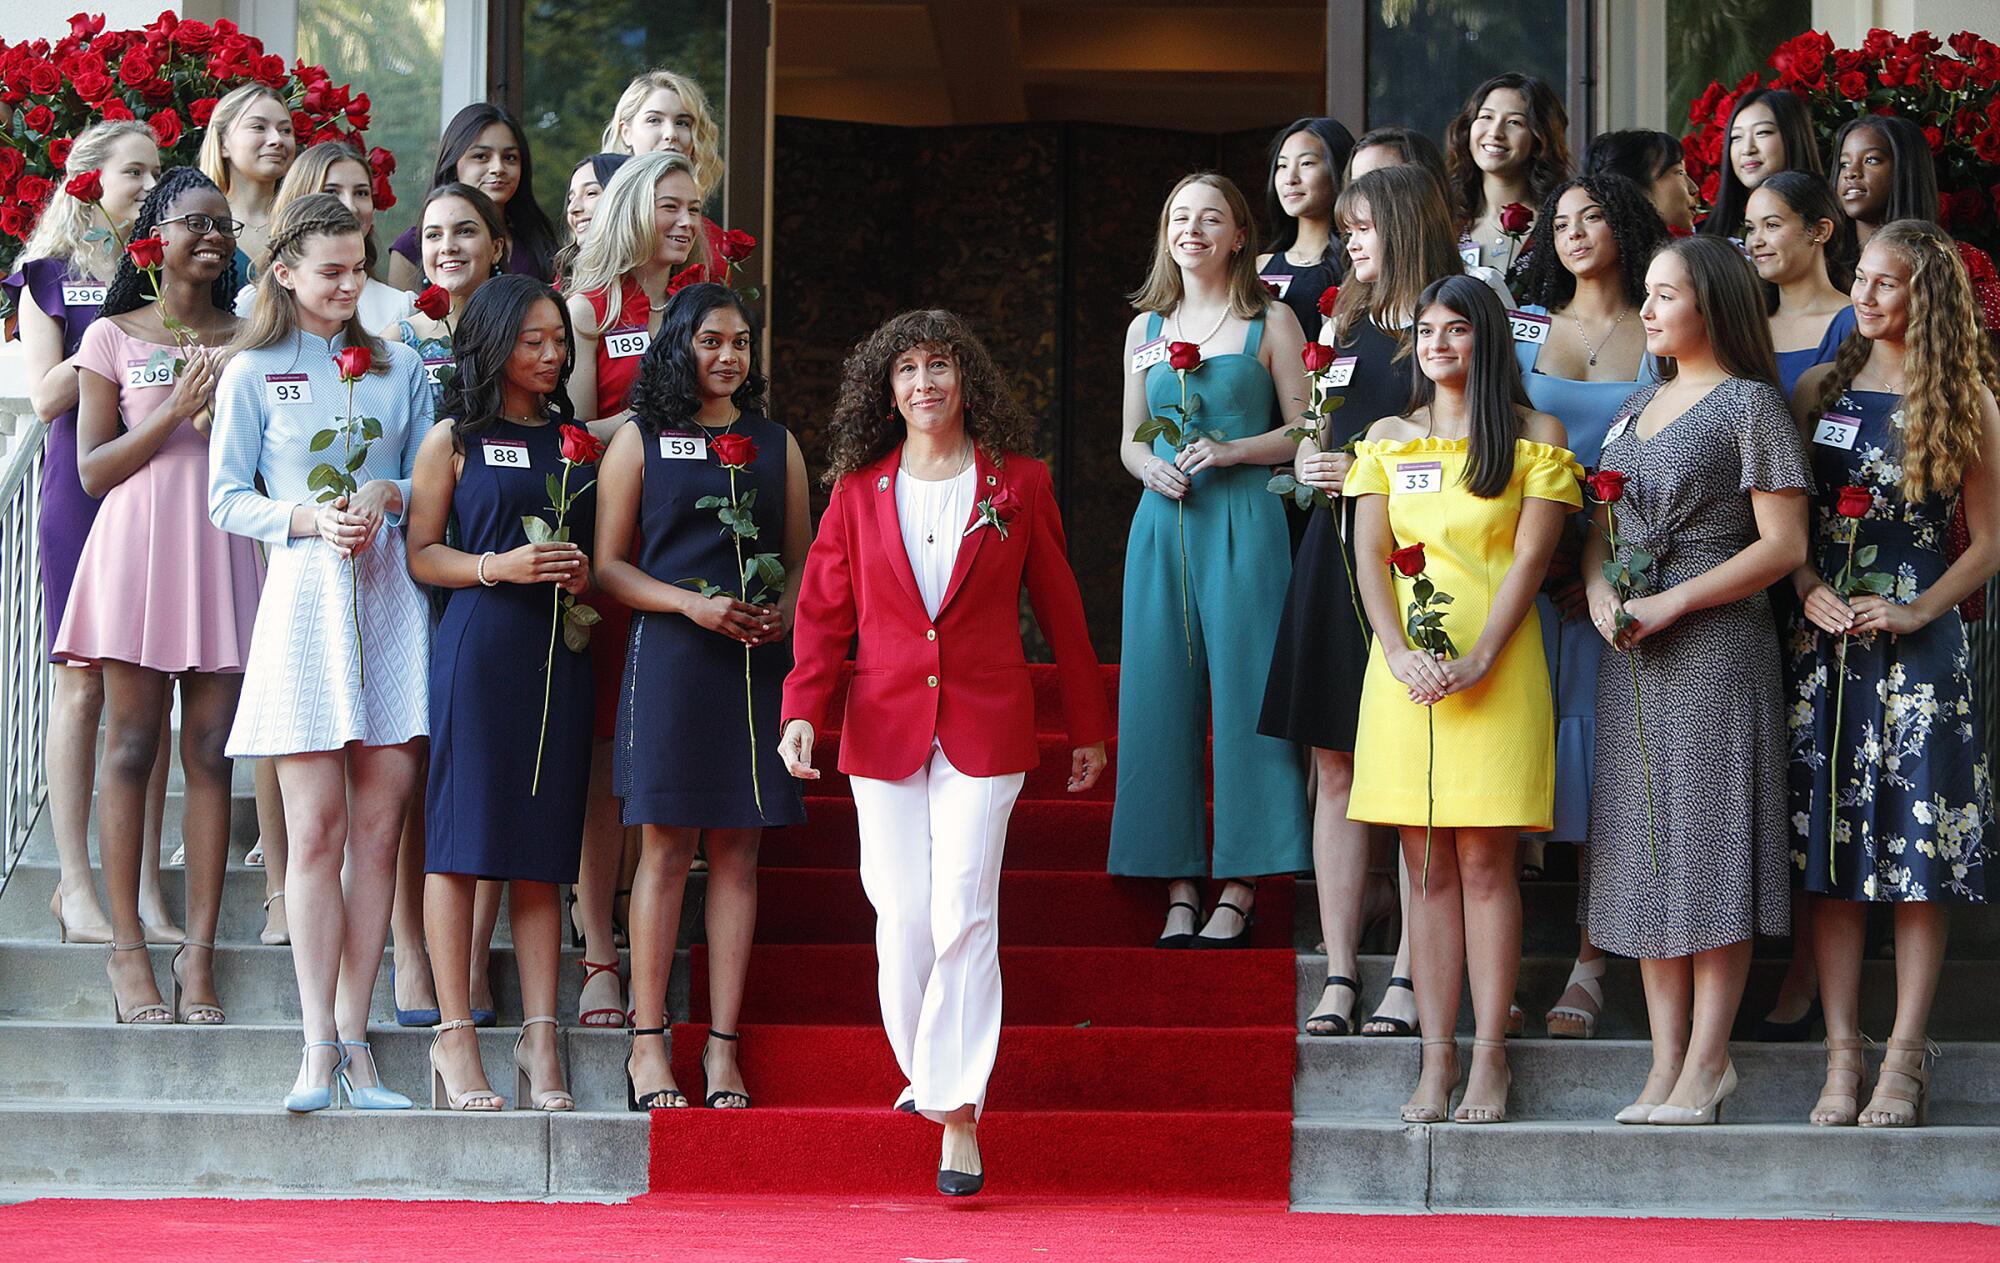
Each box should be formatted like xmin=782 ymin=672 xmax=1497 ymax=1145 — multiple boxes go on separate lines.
xmin=283 ymin=1041 xmax=345 ymax=1113
xmin=338 ymin=1039 xmax=414 ymax=1110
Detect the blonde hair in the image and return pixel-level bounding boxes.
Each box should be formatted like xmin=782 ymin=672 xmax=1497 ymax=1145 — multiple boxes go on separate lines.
xmin=1328 ymin=165 xmax=1462 ymax=345
xmin=562 ymin=151 xmax=710 ymax=334
xmin=271 ymin=141 xmax=377 ymax=272
xmin=230 ymin=193 xmax=387 ymax=370
xmin=197 ymin=84 xmax=290 ymax=198
xmin=601 ymin=70 xmax=723 ymax=197
xmin=19 ymin=120 xmax=157 ymax=284
xmin=1813 ymin=219 xmax=2000 ymax=503
xmin=1128 ymin=173 xmax=1271 ymax=320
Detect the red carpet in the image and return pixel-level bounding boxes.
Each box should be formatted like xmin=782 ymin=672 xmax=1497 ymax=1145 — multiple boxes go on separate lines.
xmin=5 ymin=1198 xmax=1995 ymax=1263
xmin=661 ymin=663 xmax=1299 ymax=1202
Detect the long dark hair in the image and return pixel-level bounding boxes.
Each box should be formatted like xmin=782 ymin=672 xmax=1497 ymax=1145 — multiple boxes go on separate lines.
xmin=1700 ymin=88 xmax=1820 ymax=239
xmin=1515 ymin=173 xmax=1669 ymax=312
xmin=822 ymin=309 xmax=1040 ymax=488
xmin=1407 ymin=275 xmax=1530 ymax=499
xmin=1583 ymin=129 xmax=1684 ymax=187
xmin=100 ymin=167 xmax=238 ymax=318
xmin=1444 ymin=74 xmax=1573 ymax=230
xmin=431 ymin=103 xmax=558 ymax=280
xmin=1750 ymin=170 xmax=1855 ymax=302
xmin=1264 ymin=117 xmax=1356 ymax=261
xmin=626 ymin=282 xmax=768 ymax=438
xmin=1348 ymin=126 xmax=1448 ymax=191
xmin=438 ymin=273 xmax=576 ymax=451
xmin=1832 ymin=114 xmax=1939 ymax=226
xmin=1653 ymin=236 xmax=1781 ymax=388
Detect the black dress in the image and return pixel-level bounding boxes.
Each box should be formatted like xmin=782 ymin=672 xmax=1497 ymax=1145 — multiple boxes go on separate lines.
xmin=615 ymin=412 xmax=806 ymax=828
xmin=1260 ymin=249 xmax=1344 ymax=337
xmin=1259 ymin=316 xmax=1412 ymax=752
xmin=425 ymin=420 xmax=595 ymax=883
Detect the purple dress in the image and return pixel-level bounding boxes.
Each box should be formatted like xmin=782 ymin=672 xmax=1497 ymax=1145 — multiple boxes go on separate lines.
xmin=3 ymin=257 xmax=109 ymax=659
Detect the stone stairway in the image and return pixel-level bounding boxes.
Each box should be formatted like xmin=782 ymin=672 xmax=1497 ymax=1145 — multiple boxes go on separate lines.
xmin=1286 ymin=875 xmax=2000 ymax=1218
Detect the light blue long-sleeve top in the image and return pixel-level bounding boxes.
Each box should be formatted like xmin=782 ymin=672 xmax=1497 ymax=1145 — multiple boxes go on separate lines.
xmin=209 ymin=328 xmax=433 ymax=546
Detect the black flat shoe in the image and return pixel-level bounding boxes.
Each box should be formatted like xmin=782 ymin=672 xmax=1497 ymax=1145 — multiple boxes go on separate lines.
xmin=938 ymin=1167 xmax=984 ymax=1196
xmin=1752 ymin=998 xmax=1822 ymax=1043
xmin=1155 ymin=899 xmax=1203 ymax=949
xmin=1192 ymin=883 xmax=1256 ymax=950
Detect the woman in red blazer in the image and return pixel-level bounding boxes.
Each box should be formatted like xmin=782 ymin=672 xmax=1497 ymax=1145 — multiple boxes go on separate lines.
xmin=781 ymin=309 xmax=1110 ymax=1196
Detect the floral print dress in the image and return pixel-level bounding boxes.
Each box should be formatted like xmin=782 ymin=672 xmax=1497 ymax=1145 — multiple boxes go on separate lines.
xmin=1786 ymin=389 xmax=1989 ymax=903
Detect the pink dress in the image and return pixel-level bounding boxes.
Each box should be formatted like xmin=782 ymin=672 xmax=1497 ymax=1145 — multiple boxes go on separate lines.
xmin=54 ymin=319 xmax=264 ymax=672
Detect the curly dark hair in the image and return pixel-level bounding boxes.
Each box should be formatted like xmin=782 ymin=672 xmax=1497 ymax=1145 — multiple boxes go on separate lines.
xmin=627 ymin=282 xmax=768 ymax=437
xmin=100 ymin=166 xmax=239 ymax=318
xmin=438 ymin=273 xmax=576 ymax=452
xmin=1514 ymin=173 xmax=1669 ymax=312
xmin=1443 ymin=74 xmax=1573 ymax=232
xmin=820 ymin=309 xmax=1039 ymax=488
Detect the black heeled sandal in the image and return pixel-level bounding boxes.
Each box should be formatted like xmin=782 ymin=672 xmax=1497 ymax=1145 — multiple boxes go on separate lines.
xmin=702 ymin=1029 xmax=751 ymax=1109
xmin=1193 ymin=881 xmax=1256 ymax=949
xmin=1362 ymin=977 xmax=1419 ymax=1037
xmin=1305 ymin=975 xmax=1359 ymax=1036
xmin=1155 ymin=899 xmax=1203 ymax=949
xmin=624 ymin=1027 xmax=688 ymax=1111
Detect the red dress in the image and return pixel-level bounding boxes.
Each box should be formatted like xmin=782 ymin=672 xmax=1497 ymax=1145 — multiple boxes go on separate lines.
xmin=582 ymin=279 xmax=651 ymax=739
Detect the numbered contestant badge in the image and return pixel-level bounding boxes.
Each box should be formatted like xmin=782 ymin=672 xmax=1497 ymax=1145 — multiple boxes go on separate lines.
xmin=1393 ymin=459 xmax=1444 ymax=495
xmin=62 ymin=283 xmax=108 ymax=308
xmin=125 ymin=357 xmax=175 ymax=389
xmin=1323 ymin=356 xmax=1358 ymax=389
xmin=659 ymin=432 xmax=708 ymax=460
xmin=1813 ymin=414 xmax=1860 ymax=450
xmin=604 ymin=327 xmax=650 ymax=359
xmin=483 ymin=439 xmax=530 ymax=469
xmin=1131 ymin=337 xmax=1168 ymax=374
xmin=1508 ymin=310 xmax=1552 ymax=345
xmin=264 ymin=373 xmax=312 ymax=407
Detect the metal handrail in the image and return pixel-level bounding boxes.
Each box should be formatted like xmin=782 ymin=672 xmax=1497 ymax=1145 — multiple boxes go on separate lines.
xmin=0 ymin=411 xmax=48 ymax=891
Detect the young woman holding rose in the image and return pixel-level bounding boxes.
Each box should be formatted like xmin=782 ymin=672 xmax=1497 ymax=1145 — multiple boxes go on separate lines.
xmin=405 ymin=274 xmax=598 ymax=1111
xmin=601 ymin=69 xmax=730 ymax=261
xmin=1747 ymin=173 xmax=1856 ymax=396
xmin=1508 ymin=171 xmax=1669 ymax=1039
xmin=1106 ymin=173 xmax=1310 ymax=951
xmin=197 ymin=83 xmax=298 ymax=279
xmin=209 ymin=193 xmax=435 ymax=1112
xmin=561 ymin=149 xmax=713 ymax=1032
xmin=1582 ymin=235 xmax=1811 ymax=1125
xmin=780 ymin=308 xmax=1109 ymax=1194
xmin=1258 ymin=117 xmax=1355 ymax=336
xmin=596 ymin=282 xmax=807 ymax=1113
xmin=1698 ymin=88 xmax=1819 ymax=242
xmin=387 ymin=104 xmax=558 ymax=289
xmin=556 ymin=153 xmax=631 ymax=282
xmin=1583 ymin=130 xmax=1699 ymax=236
xmin=1787 ymin=220 xmax=1997 ymax=1128
xmin=6 ymin=119 xmax=175 ymax=948
xmin=1348 ymin=274 xmax=1579 ymax=1123
xmin=1443 ymin=73 xmax=1573 ymax=274
xmin=58 ymin=168 xmax=262 ymax=1026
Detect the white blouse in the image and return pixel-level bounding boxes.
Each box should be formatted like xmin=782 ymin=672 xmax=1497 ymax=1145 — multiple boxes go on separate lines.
xmin=895 ymin=464 xmax=976 ymax=618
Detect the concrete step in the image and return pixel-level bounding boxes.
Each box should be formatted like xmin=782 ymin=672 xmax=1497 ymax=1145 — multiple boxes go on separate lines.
xmin=0 ymin=1020 xmax=662 ymax=1114
xmin=1295 ymin=953 xmax=2000 ymax=1041
xmin=1290 ymin=877 xmax=2000 ymax=960
xmin=1290 ymin=1118 xmax=2000 ymax=1217
xmin=1293 ymin=1036 xmax=2000 ymax=1124
xmin=19 ymin=790 xmax=261 ymax=857
xmin=0 ymin=1101 xmax=647 ymax=1198
xmin=0 ymin=941 xmax=690 ymax=1027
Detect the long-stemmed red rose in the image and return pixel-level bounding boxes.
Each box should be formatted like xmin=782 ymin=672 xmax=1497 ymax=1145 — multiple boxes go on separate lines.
xmin=1824 ymin=485 xmax=1894 ymax=880
xmin=1134 ymin=341 xmax=1209 ymax=663
xmin=1389 ymin=542 xmax=1456 ymax=888
xmin=309 ymin=346 xmax=382 ymax=685
xmin=524 ymin=423 xmax=605 ymax=793
xmin=1270 ymin=339 xmax=1366 ymax=641
xmin=1587 ymin=467 xmax=1661 ymax=873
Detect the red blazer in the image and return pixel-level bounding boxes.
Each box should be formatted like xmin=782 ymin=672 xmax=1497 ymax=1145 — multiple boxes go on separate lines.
xmin=782 ymin=444 xmax=1112 ymax=781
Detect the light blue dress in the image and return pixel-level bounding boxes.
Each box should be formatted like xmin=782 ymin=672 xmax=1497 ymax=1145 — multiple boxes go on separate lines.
xmin=209 ymin=330 xmax=435 ymax=756
xmin=1514 ymin=304 xmax=1655 ymax=842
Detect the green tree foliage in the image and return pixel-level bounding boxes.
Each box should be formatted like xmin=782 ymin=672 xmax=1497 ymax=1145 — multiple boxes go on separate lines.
xmin=298 ymin=0 xmax=445 ymax=246
xmin=1666 ymin=0 xmax=1810 ymax=129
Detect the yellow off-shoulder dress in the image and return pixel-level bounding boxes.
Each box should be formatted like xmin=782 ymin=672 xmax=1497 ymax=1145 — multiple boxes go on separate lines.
xmin=1345 ymin=436 xmax=1584 ymax=829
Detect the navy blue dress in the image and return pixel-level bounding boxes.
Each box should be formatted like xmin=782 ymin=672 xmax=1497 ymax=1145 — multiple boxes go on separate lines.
xmin=425 ymin=419 xmax=596 ymax=882
xmin=615 ymin=412 xmax=806 ymax=828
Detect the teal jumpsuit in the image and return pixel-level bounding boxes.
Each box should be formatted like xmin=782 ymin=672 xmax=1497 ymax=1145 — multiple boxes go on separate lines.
xmin=1107 ymin=312 xmax=1311 ymax=879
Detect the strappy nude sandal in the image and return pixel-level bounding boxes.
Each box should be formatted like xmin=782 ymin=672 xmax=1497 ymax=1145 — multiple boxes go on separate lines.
xmin=170 ymin=941 xmax=225 ymax=1024
xmin=513 ymin=1016 xmax=575 ymax=1111
xmin=1545 ymin=954 xmax=1606 ymax=1039
xmin=429 ymin=1019 xmax=505 ymax=1111
xmin=1810 ymin=1035 xmax=1868 ymax=1126
xmin=1401 ymin=1038 xmax=1459 ymax=1123
xmin=1859 ymin=1037 xmax=1935 ymax=1128
xmin=1453 ymin=1037 xmax=1512 ymax=1123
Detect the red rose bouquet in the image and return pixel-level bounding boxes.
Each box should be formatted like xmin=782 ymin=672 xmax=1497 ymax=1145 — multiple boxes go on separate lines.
xmin=0 ymin=10 xmax=389 ymax=279
xmin=679 ymin=429 xmax=786 ymax=819
xmin=524 ymin=423 xmax=605 ymax=794
xmin=1679 ymin=28 xmax=2000 ymax=253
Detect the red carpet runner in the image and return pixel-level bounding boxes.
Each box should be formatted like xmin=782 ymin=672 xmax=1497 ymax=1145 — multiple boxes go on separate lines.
xmin=647 ymin=663 xmax=1300 ymax=1202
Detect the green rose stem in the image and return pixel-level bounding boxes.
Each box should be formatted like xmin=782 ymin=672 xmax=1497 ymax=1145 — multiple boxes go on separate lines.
xmin=1175 ymin=367 xmax=1194 ymax=666
xmin=1827 ymin=519 xmax=1861 ymax=884
xmin=531 ymin=460 xmax=577 ymax=797
xmin=726 ymin=459 xmax=765 ymax=820
xmin=1603 ymin=507 xmax=1659 ymax=875
xmin=342 ymin=374 xmax=365 ymax=689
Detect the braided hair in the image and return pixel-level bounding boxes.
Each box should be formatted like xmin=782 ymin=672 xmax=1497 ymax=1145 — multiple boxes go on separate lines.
xmin=99 ymin=167 xmax=239 ymax=318
xmin=1515 ymin=173 xmax=1668 ymax=313
xmin=229 ymin=192 xmax=387 ymax=370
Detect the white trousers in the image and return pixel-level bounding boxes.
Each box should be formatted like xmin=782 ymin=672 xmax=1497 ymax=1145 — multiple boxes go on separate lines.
xmin=850 ymin=744 xmax=1025 ymax=1122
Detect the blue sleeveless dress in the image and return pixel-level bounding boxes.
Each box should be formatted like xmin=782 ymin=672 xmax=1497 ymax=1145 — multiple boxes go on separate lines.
xmin=1514 ymin=304 xmax=1656 ymax=843
xmin=425 ymin=419 xmax=596 ymax=882
xmin=1109 ymin=313 xmax=1309 ymax=880
xmin=1776 ymin=306 xmax=1857 ymax=398
xmin=615 ymin=412 xmax=805 ymax=828
xmin=1785 ymin=389 xmax=1987 ymax=903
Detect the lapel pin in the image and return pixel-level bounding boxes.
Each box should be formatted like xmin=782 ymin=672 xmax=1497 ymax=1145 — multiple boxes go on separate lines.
xmin=877 ymin=475 xmax=889 ymax=492
xmin=985 ymin=474 xmax=997 ymax=486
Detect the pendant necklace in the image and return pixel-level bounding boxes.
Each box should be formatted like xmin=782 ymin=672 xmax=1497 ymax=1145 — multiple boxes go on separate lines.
xmin=1572 ymin=308 xmax=1631 ymax=367
xmin=919 ymin=443 xmax=974 ymax=545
